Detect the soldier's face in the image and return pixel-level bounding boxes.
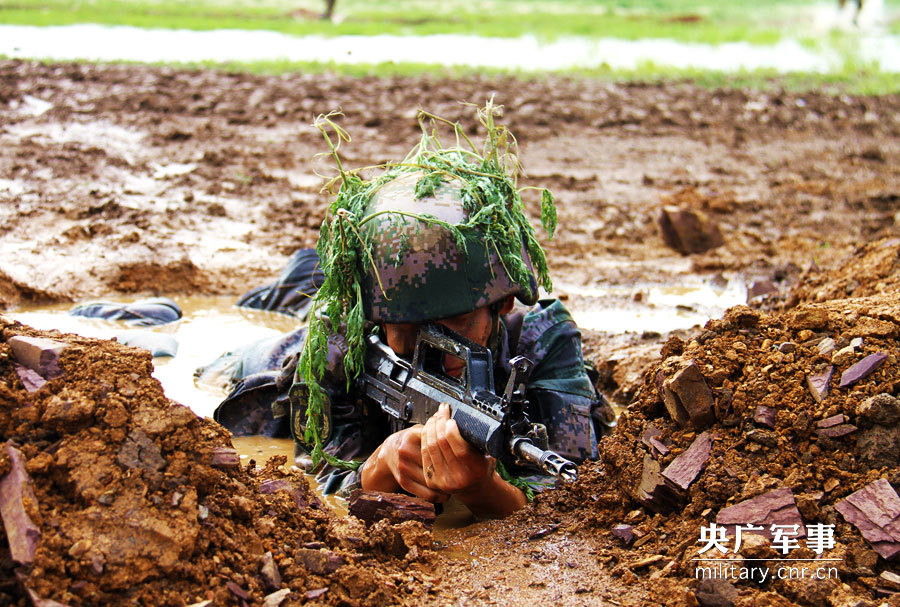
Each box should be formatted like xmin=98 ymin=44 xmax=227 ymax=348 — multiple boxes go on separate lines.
xmin=383 ymin=305 xmax=494 ymax=377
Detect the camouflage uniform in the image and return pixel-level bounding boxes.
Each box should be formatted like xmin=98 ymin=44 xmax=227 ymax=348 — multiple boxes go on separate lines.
xmin=210 ymin=172 xmax=615 ymax=496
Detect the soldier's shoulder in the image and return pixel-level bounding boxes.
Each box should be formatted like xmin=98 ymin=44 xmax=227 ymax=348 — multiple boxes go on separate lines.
xmin=521 ymin=298 xmax=576 ymax=334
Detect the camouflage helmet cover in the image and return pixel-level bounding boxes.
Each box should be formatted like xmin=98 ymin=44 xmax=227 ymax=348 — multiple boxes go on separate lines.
xmin=359 ymin=172 xmax=539 ymax=323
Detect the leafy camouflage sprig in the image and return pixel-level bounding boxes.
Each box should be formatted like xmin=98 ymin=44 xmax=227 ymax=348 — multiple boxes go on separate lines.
xmin=297 ymin=102 xmax=557 ymax=476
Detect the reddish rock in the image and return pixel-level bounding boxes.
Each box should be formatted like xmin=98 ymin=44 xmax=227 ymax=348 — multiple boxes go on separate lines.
xmin=8 ymin=335 xmax=67 ymax=379
xmin=840 ymin=352 xmax=888 ymax=388
xmin=641 ymin=424 xmax=661 ymax=448
xmin=259 ymin=479 xmax=293 ymax=494
xmin=209 ymin=447 xmax=240 ymax=469
xmin=226 ymin=581 xmax=249 ymax=600
xmin=642 ymin=424 xmax=669 ymax=457
xmin=638 ymin=454 xmax=683 ymax=512
xmin=662 ymin=361 xmax=715 ymax=429
xmin=879 ymin=571 xmax=900 ymax=591
xmin=662 ymin=432 xmax=712 ymax=491
xmin=694 ymin=578 xmax=740 ymax=607
xmin=649 ymin=437 xmax=670 ymax=457
xmin=260 ymin=551 xmax=282 ymax=590
xmin=348 ymin=490 xmax=435 ymax=527
xmin=305 ymin=588 xmax=328 ymax=600
xmin=0 ymin=443 xmax=42 ymax=565
xmin=716 ymin=488 xmax=805 ymax=541
xmin=658 ymin=205 xmax=724 ymax=255
xmin=753 ymin=406 xmax=776 ymax=429
xmin=116 ymin=428 xmax=166 ymax=476
xmin=14 ymin=364 xmax=46 ymax=392
xmin=816 ymin=424 xmax=857 ymax=439
xmin=747 ymin=279 xmax=777 ymax=301
xmin=835 ymin=478 xmax=900 ymax=560
xmin=817 ymin=414 xmax=845 ymax=428
xmin=611 ymin=524 xmax=636 ymax=546
xmin=293 ymin=548 xmax=346 ymax=575
xmin=806 ymin=366 xmax=834 ymax=403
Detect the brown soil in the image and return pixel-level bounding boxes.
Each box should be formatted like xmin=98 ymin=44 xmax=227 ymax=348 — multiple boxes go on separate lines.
xmin=2 ymin=58 xmax=900 ymax=606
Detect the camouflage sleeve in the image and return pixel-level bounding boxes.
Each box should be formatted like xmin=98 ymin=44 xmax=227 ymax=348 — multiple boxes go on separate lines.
xmin=288 ymin=330 xmax=390 ymax=496
xmin=516 ymin=299 xmax=600 ymax=463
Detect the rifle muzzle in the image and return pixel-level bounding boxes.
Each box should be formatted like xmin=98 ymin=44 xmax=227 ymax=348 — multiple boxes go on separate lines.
xmin=512 ymin=438 xmax=578 ymax=483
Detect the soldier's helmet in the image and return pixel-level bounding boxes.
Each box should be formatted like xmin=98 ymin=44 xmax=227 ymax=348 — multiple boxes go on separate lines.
xmin=358 ymin=171 xmax=539 ymax=323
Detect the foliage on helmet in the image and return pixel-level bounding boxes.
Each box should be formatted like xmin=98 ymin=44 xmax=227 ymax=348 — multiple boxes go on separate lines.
xmin=297 ymin=101 xmax=557 ymax=471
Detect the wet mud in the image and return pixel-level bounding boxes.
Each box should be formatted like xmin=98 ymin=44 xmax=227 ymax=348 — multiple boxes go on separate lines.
xmin=1 ymin=59 xmax=900 ymax=605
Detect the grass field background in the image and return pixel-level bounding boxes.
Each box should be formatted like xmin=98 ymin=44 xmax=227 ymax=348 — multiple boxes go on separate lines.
xmin=2 ymin=0 xmax=898 ymax=93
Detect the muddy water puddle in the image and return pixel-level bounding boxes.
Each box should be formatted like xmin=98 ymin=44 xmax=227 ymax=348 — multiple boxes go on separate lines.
xmin=561 ymin=277 xmax=746 ymax=333
xmin=6 ymin=295 xmax=297 ymax=419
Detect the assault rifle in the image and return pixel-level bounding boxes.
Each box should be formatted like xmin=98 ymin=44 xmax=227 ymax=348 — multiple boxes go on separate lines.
xmin=359 ymin=323 xmax=578 ymax=482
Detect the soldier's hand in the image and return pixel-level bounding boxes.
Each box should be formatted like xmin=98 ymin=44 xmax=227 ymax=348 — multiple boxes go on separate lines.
xmin=360 ymin=425 xmax=450 ymax=503
xmin=421 ymin=403 xmax=496 ymax=495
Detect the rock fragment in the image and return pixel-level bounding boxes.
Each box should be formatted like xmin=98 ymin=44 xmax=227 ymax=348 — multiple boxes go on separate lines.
xmin=716 ymin=488 xmax=805 ymax=541
xmin=816 ymin=424 xmax=857 ymax=439
xmin=348 ymin=490 xmax=435 ymax=527
xmin=642 ymin=424 xmax=669 ymax=457
xmin=8 ymin=335 xmax=66 ymax=379
xmin=638 ymin=455 xmax=683 ymax=512
xmin=857 ymin=394 xmax=900 ymax=426
xmin=790 ymin=308 xmax=830 ymax=330
xmin=262 ymin=589 xmax=291 ymax=607
xmin=835 ymin=479 xmax=900 ymax=559
xmin=209 ymin=447 xmax=240 ymax=469
xmin=611 ymin=524 xmax=636 ymax=546
xmin=304 ymin=588 xmax=328 ymax=600
xmin=832 ymin=346 xmax=857 ymax=366
xmin=259 ymin=479 xmax=293 ymax=494
xmin=226 ymin=581 xmax=249 ymax=601
xmin=658 ymin=205 xmax=724 ymax=255
xmin=116 ymin=428 xmax=166 ymax=474
xmin=694 ymin=577 xmax=740 ymax=607
xmin=753 ymin=406 xmax=776 ymax=429
xmin=840 ymin=352 xmax=888 ymax=388
xmin=639 ymin=433 xmax=712 ymax=511
xmin=817 ymin=414 xmax=845 ymax=429
xmin=880 ymin=571 xmax=900 ymax=591
xmin=14 ymin=364 xmax=46 ymax=392
xmin=662 ymin=432 xmax=713 ymax=491
xmin=660 ymin=361 xmax=715 ymax=429
xmin=806 ymin=365 xmax=834 ymax=403
xmin=817 ymin=338 xmax=836 ymax=356
xmin=260 ymin=551 xmax=282 ymax=590
xmin=294 ymin=548 xmax=346 ymax=575
xmin=857 ymin=425 xmax=900 ymax=469
xmin=777 ymin=341 xmax=797 ymax=354
xmin=0 ymin=443 xmax=42 ymax=565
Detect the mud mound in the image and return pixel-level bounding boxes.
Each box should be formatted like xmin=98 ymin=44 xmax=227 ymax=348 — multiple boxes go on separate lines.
xmin=529 ymin=240 xmax=900 ymax=606
xmin=793 ymin=238 xmax=900 ymax=304
xmin=0 ymin=319 xmax=432 ymax=606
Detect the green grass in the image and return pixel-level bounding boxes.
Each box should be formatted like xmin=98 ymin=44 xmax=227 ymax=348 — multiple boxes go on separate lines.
xmin=3 ymin=0 xmax=890 ymax=43
xmin=2 ymin=0 xmax=898 ymax=94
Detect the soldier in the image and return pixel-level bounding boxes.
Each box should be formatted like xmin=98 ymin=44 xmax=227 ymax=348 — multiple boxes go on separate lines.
xmin=289 ymin=181 xmax=613 ymax=517
xmin=212 ymin=107 xmax=614 ymax=517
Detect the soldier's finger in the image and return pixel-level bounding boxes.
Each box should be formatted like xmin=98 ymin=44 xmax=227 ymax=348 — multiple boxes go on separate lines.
xmin=434 ymin=414 xmax=460 ymax=466
xmin=444 ymin=418 xmax=476 ymax=459
xmin=421 ymin=415 xmax=446 ymax=486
